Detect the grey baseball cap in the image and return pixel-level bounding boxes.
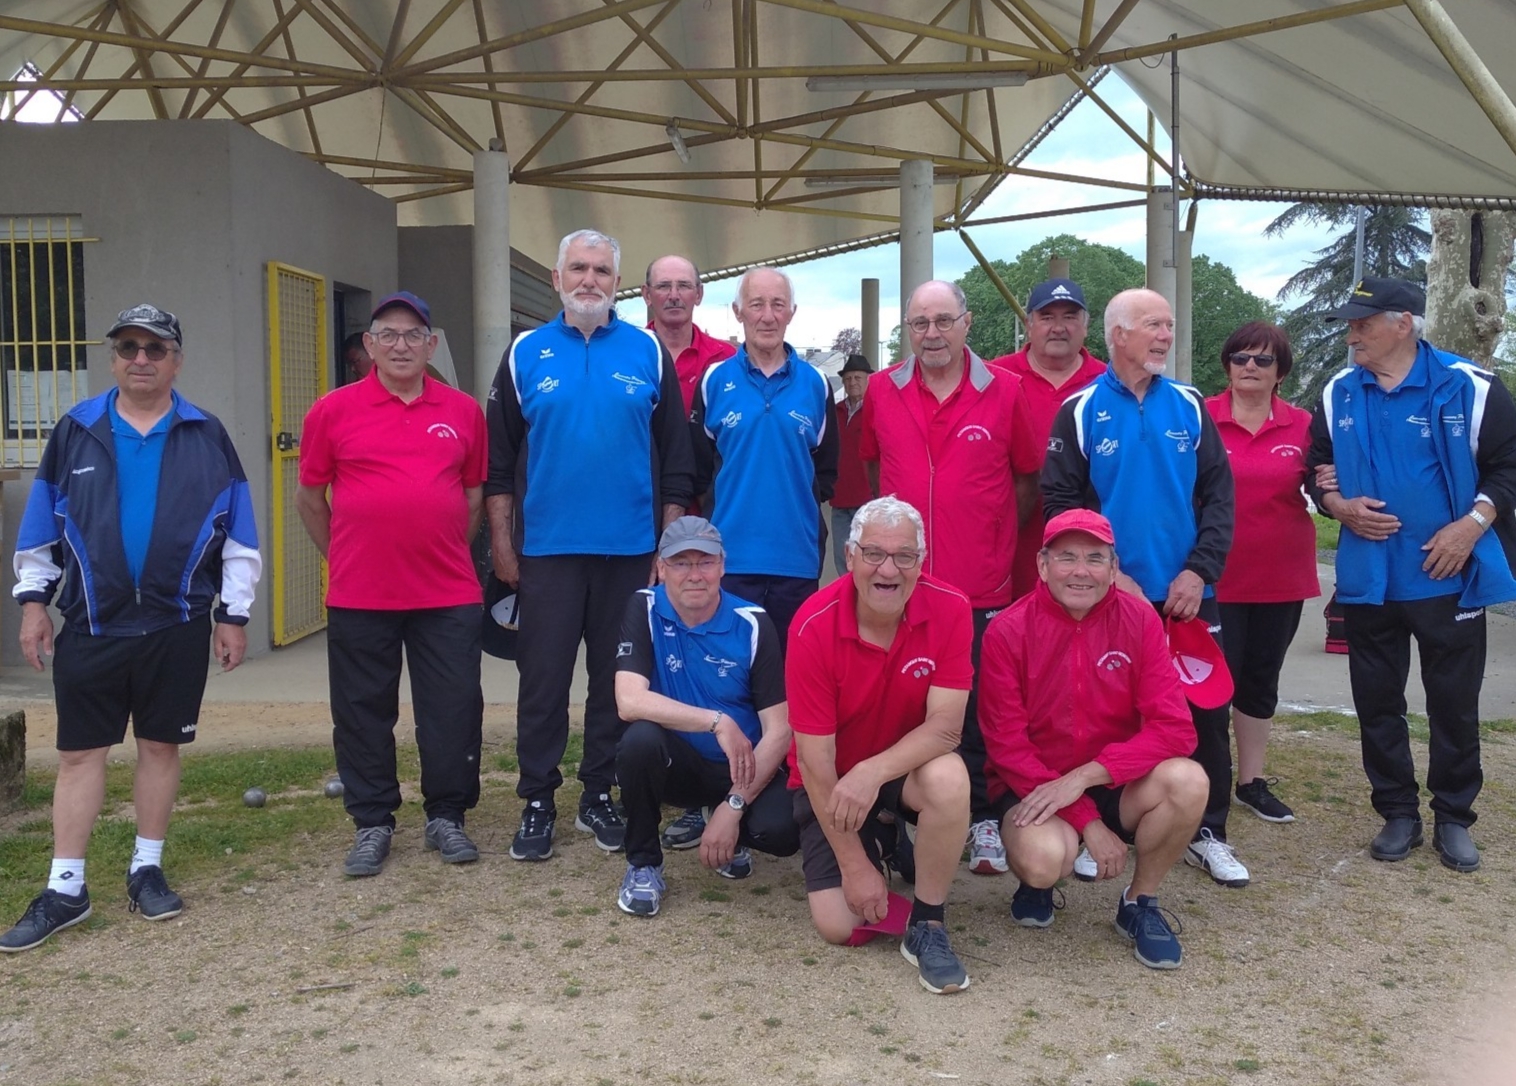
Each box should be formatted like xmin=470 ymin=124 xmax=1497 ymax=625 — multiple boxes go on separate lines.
xmin=105 ymin=303 xmax=183 ymax=346
xmin=658 ymin=516 xmax=724 ymax=559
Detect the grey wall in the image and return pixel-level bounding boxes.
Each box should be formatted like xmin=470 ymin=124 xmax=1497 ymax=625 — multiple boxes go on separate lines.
xmin=0 ymin=119 xmax=396 ymax=660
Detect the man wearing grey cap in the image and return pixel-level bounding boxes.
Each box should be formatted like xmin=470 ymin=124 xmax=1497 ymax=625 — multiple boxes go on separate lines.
xmin=5 ymin=304 xmax=261 ymax=951
xmin=612 ymin=517 xmax=798 ymax=916
xmin=1306 ymin=277 xmax=1516 ymax=873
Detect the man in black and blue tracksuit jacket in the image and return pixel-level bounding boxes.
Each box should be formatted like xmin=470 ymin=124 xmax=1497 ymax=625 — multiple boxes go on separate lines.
xmin=1307 ymin=277 xmax=1516 ymax=874
xmin=691 ymin=267 xmax=838 ymax=645
xmin=486 ymin=229 xmax=695 ymax=862
xmin=4 ymin=303 xmax=260 ymax=953
xmin=1042 ymin=288 xmax=1245 ymax=888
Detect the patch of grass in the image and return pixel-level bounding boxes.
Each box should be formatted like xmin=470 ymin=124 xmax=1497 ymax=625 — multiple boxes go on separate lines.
xmin=563 ymin=938 xmax=584 ymax=949
xmin=441 ymin=966 xmax=460 ymax=978
xmin=1312 ymin=512 xmax=1339 ymax=552
xmin=564 ymin=985 xmax=582 ymax=998
xmin=698 ymin=1011 xmax=715 ymax=1021
xmin=398 ymin=981 xmax=427 ymax=998
xmin=552 ymin=907 xmax=573 ymax=917
xmin=227 ymin=1004 xmax=249 ymax=1017
xmin=109 ymin=1028 xmax=131 ymax=1041
xmin=700 ymin=889 xmax=731 ymax=902
xmin=801 ymin=956 xmax=817 ymax=966
xmin=340 ymin=1044 xmax=359 ymax=1054
xmin=1235 ymin=1058 xmax=1262 ymax=1072
xmin=763 ymin=1017 xmax=781 ymax=1028
xmin=174 ymin=1030 xmax=197 ymax=1044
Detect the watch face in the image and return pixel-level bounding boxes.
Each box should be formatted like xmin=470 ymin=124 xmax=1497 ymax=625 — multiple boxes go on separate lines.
xmin=726 ymin=794 xmax=745 ymax=811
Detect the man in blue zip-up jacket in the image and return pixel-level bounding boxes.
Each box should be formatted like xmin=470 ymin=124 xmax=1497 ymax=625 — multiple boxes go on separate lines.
xmin=4 ymin=304 xmax=261 ymax=953
xmin=486 ymin=229 xmax=695 ymax=862
xmin=1306 ymin=278 xmax=1516 ymax=874
xmin=1042 ymin=288 xmax=1246 ymax=890
xmin=692 ymin=267 xmax=838 ymax=645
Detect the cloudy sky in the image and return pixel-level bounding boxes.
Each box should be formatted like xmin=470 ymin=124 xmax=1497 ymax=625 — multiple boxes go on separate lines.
xmin=665 ymin=79 xmax=1339 ymax=359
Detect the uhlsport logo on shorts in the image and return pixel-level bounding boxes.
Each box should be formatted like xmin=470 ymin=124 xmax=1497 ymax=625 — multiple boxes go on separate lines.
xmin=900 ymin=656 xmax=936 ymax=679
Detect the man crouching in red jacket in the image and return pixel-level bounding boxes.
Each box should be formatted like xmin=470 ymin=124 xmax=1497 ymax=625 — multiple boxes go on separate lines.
xmin=978 ymin=510 xmax=1206 ymax=970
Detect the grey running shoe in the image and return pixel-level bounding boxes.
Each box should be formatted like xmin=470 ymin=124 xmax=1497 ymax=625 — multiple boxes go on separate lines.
xmin=343 ymin=825 xmax=393 ymax=877
xmin=661 ymin=807 xmax=707 ymax=850
xmin=900 ymin=920 xmax=970 ymax=994
xmin=126 ymin=865 xmax=183 ymax=920
xmin=424 ymin=818 xmax=480 ymax=863
xmin=0 ymin=889 xmax=92 ymax=952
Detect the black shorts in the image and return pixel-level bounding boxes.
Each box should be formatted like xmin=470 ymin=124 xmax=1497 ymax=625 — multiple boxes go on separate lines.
xmin=792 ymin=776 xmax=911 ymax=893
xmin=53 ymin=616 xmax=212 ymax=751
xmin=1218 ymin=601 xmax=1305 ymax=719
xmin=992 ymin=783 xmax=1135 ymax=844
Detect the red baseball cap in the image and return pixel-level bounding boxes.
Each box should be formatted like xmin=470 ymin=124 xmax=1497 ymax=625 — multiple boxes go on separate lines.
xmin=1042 ymin=509 xmax=1116 ymax=548
xmin=1166 ymin=617 xmax=1234 ymax=709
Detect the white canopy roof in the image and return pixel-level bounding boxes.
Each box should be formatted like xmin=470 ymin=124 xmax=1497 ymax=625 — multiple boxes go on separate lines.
xmin=3 ymin=1 xmax=1512 ymax=277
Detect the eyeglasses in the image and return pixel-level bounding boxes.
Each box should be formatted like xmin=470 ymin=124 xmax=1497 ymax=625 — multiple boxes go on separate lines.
xmin=1228 ymin=351 xmax=1277 ymax=368
xmin=1046 ymin=551 xmax=1113 ymax=569
xmin=372 ymin=328 xmax=430 ymax=348
xmin=664 ymin=556 xmax=721 ymax=574
xmin=113 ymin=339 xmax=175 ymax=361
xmin=854 ymin=546 xmax=921 ymax=570
xmin=650 ymin=280 xmax=698 ymax=294
xmin=905 ymin=313 xmax=967 ymax=335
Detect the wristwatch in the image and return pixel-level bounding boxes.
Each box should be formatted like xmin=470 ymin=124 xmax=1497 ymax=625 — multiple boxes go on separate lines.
xmin=1467 ymin=508 xmax=1492 ymax=531
xmin=725 ymin=793 xmax=746 ymax=812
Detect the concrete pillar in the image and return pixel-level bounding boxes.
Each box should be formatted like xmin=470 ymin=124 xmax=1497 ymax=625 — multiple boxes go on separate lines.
xmin=1145 ymin=186 xmax=1177 ymax=313
xmin=1048 ymin=256 xmax=1070 ymax=280
xmin=899 ymin=159 xmax=934 ymax=314
xmin=861 ymin=278 xmax=880 ymax=366
xmin=473 ymin=146 xmax=512 ymax=404
xmin=1174 ymin=228 xmax=1193 ymax=383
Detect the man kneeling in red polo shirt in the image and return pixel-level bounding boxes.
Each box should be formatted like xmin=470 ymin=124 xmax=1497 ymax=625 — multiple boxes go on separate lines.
xmin=787 ymin=496 xmax=974 ymax=994
xmin=979 ymin=510 xmax=1207 ymax=970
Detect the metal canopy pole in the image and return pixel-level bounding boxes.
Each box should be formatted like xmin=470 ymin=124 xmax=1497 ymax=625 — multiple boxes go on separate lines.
xmin=1402 ymin=0 xmax=1516 ymax=161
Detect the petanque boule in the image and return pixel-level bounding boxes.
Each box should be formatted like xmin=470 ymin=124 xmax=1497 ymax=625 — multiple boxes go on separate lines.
xmin=243 ymin=787 xmax=267 ymax=808
xmin=324 ymin=778 xmax=345 ymax=798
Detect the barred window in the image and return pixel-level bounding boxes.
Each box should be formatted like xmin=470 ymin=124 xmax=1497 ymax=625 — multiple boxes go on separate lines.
xmin=1 ymin=216 xmax=92 ymax=467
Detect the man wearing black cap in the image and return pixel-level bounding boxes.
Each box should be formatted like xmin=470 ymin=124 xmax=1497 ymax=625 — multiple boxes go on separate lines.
xmin=830 ymin=353 xmax=875 ymax=575
xmin=297 ymin=290 xmax=489 ymax=878
xmin=1306 ymin=277 xmax=1516 ymax=873
xmin=5 ymin=304 xmax=261 ymax=951
xmin=612 ymin=517 xmax=798 ymax=916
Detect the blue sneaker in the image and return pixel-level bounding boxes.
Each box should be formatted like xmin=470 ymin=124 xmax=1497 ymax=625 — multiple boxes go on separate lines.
xmin=717 ymin=847 xmax=752 ymax=880
xmin=900 ymin=921 xmax=969 ymax=994
xmin=661 ymin=808 xmax=706 ymax=850
xmin=1115 ymin=892 xmax=1183 ymax=970
xmin=1010 ymin=883 xmax=1061 ymax=928
xmin=617 ymin=864 xmax=666 ymax=917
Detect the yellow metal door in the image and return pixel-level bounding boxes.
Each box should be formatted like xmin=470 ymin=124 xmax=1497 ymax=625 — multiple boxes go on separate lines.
xmin=267 ymin=262 xmax=329 ymax=645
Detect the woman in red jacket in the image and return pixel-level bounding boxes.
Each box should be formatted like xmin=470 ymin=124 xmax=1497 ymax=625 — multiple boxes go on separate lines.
xmin=1205 ymin=323 xmax=1321 ymax=823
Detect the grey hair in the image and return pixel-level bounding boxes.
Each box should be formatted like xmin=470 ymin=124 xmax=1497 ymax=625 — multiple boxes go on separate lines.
xmin=1379 ymin=310 xmax=1425 ymax=340
xmin=847 ymin=495 xmax=927 ymax=555
xmin=557 ymin=229 xmax=622 ymax=276
xmin=645 ymin=255 xmax=702 ymax=285
xmin=1103 ymin=288 xmax=1141 ymax=347
xmin=906 ymin=279 xmax=967 ymax=314
xmin=734 ymin=266 xmax=795 ymax=308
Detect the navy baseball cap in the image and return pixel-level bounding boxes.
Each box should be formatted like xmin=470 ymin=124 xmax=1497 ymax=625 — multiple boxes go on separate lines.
xmin=371 ymin=290 xmax=432 ymax=328
xmin=105 ymin=303 xmax=183 ymax=346
xmin=1325 ymin=277 xmax=1425 ymax=321
xmin=1027 ymin=279 xmax=1086 ymax=313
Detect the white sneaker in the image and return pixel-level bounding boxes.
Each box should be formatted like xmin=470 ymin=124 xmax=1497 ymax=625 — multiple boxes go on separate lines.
xmin=1072 ymin=846 xmax=1098 ymax=882
xmin=968 ymin=819 xmax=1008 ymax=875
xmin=1184 ymin=828 xmax=1250 ymax=887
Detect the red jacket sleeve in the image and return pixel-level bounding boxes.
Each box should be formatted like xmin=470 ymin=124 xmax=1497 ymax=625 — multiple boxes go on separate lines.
xmin=1092 ymin=605 xmax=1197 ymax=784
xmin=856 ymin=378 xmax=881 ymax=463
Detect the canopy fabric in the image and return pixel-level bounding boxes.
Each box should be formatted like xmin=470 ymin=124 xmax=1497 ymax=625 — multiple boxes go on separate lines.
xmin=2 ymin=1 xmax=1512 ymax=275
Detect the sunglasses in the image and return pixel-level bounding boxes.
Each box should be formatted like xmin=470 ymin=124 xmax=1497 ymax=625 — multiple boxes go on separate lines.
xmin=1228 ymin=351 xmax=1276 ymax=367
xmin=113 ymin=339 xmax=175 ymax=361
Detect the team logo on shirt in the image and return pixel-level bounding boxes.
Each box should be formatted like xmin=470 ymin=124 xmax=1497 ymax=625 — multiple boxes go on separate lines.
xmin=662 ymin=623 xmax=677 ymax=637
xmin=427 ymin=423 xmax=459 ymax=440
xmin=1047 ymin=437 xmax=1064 ymax=453
xmin=665 ymin=654 xmax=684 ymax=672
xmin=539 ymin=348 xmax=555 ymax=360
xmin=1337 ymin=415 xmax=1355 ymax=431
xmin=788 ymin=410 xmax=815 ymax=437
xmin=722 ymin=381 xmax=736 ymax=392
xmin=1406 ymin=413 xmax=1432 ymax=438
xmin=616 ymin=641 xmax=633 ymax=657
xmin=1094 ymin=438 xmax=1119 ymax=457
xmin=70 ymin=465 xmax=96 ymax=475
xmin=900 ymin=656 xmax=936 ymax=679
xmin=1095 ymin=410 xmax=1112 ymax=423
xmin=1096 ymin=650 xmax=1132 ymax=671
xmin=1164 ymin=428 xmax=1192 ymax=453
xmin=957 ymin=424 xmax=992 ymax=442
xmin=1455 ymin=608 xmax=1485 ymax=622
xmin=720 ymin=410 xmax=742 ymax=429
xmin=1443 ymin=412 xmax=1466 ymax=438
xmin=613 ymin=372 xmax=647 ymax=395
xmin=536 ymin=376 xmax=560 ymax=394
xmin=1270 ymin=444 xmax=1304 ymax=458
xmin=704 ymin=654 xmax=739 ymax=677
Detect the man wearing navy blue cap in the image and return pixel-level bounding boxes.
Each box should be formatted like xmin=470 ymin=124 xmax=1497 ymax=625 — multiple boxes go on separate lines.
xmin=1306 ymin=277 xmax=1516 ymax=873
xmin=298 ymin=290 xmax=490 ymax=878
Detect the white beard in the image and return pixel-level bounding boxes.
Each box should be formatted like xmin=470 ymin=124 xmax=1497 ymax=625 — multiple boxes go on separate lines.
xmin=1143 ymin=360 xmax=1167 ymax=377
xmin=561 ymin=289 xmax=612 ymax=323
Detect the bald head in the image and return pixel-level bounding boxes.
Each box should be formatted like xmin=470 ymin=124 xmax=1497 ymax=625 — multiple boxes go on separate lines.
xmin=1104 ymin=288 xmax=1174 ymax=380
xmin=904 ymin=280 xmax=971 ymax=371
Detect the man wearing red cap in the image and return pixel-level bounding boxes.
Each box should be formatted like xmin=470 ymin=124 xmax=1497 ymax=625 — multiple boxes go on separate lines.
xmin=978 ymin=509 xmax=1207 ymax=970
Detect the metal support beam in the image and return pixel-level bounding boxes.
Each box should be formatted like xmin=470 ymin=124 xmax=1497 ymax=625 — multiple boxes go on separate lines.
xmin=958 ymin=229 xmax=1027 ymax=327
xmin=1402 ymin=0 xmax=1516 ymax=163
xmin=899 ymin=159 xmax=935 ymax=314
xmin=473 ymin=146 xmax=512 ymax=405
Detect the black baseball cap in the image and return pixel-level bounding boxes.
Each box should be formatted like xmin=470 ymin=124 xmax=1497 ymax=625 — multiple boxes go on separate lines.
xmin=1027 ymin=279 xmax=1087 ymax=313
xmin=1326 ymin=277 xmax=1425 ymax=321
xmin=105 ymin=303 xmax=183 ymax=346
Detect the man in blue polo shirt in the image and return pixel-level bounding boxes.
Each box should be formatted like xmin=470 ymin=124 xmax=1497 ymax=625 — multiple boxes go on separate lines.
xmin=1307 ymin=277 xmax=1516 ymax=873
xmin=612 ymin=517 xmax=798 ymax=915
xmin=488 ymin=228 xmax=695 ymax=862
xmin=5 ymin=303 xmax=261 ymax=952
xmin=691 ymin=267 xmax=838 ymax=645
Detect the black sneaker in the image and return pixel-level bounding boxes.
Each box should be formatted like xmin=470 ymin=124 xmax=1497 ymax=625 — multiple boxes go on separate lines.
xmin=1235 ymin=777 xmax=1296 ymax=823
xmin=510 ymin=801 xmax=556 ymax=861
xmin=575 ymin=792 xmax=626 ymax=852
xmin=1010 ymin=884 xmax=1062 ymax=928
xmin=343 ymin=825 xmax=393 ymax=877
xmin=126 ymin=865 xmax=183 ymax=920
xmin=661 ymin=807 xmax=707 ymax=850
xmin=0 ymin=889 xmax=92 ymax=952
xmin=875 ymin=817 xmax=916 ymax=884
xmin=900 ymin=920 xmax=969 ymax=994
xmin=424 ymin=818 xmax=480 ymax=864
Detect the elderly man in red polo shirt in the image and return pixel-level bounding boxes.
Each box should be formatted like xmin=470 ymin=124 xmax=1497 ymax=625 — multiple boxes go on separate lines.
xmin=979 ymin=509 xmax=1206 ymax=970
xmin=787 ymin=495 xmax=974 ymax=994
xmin=297 ymin=291 xmax=489 ymax=879
xmin=857 ymin=279 xmax=1042 ymax=880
